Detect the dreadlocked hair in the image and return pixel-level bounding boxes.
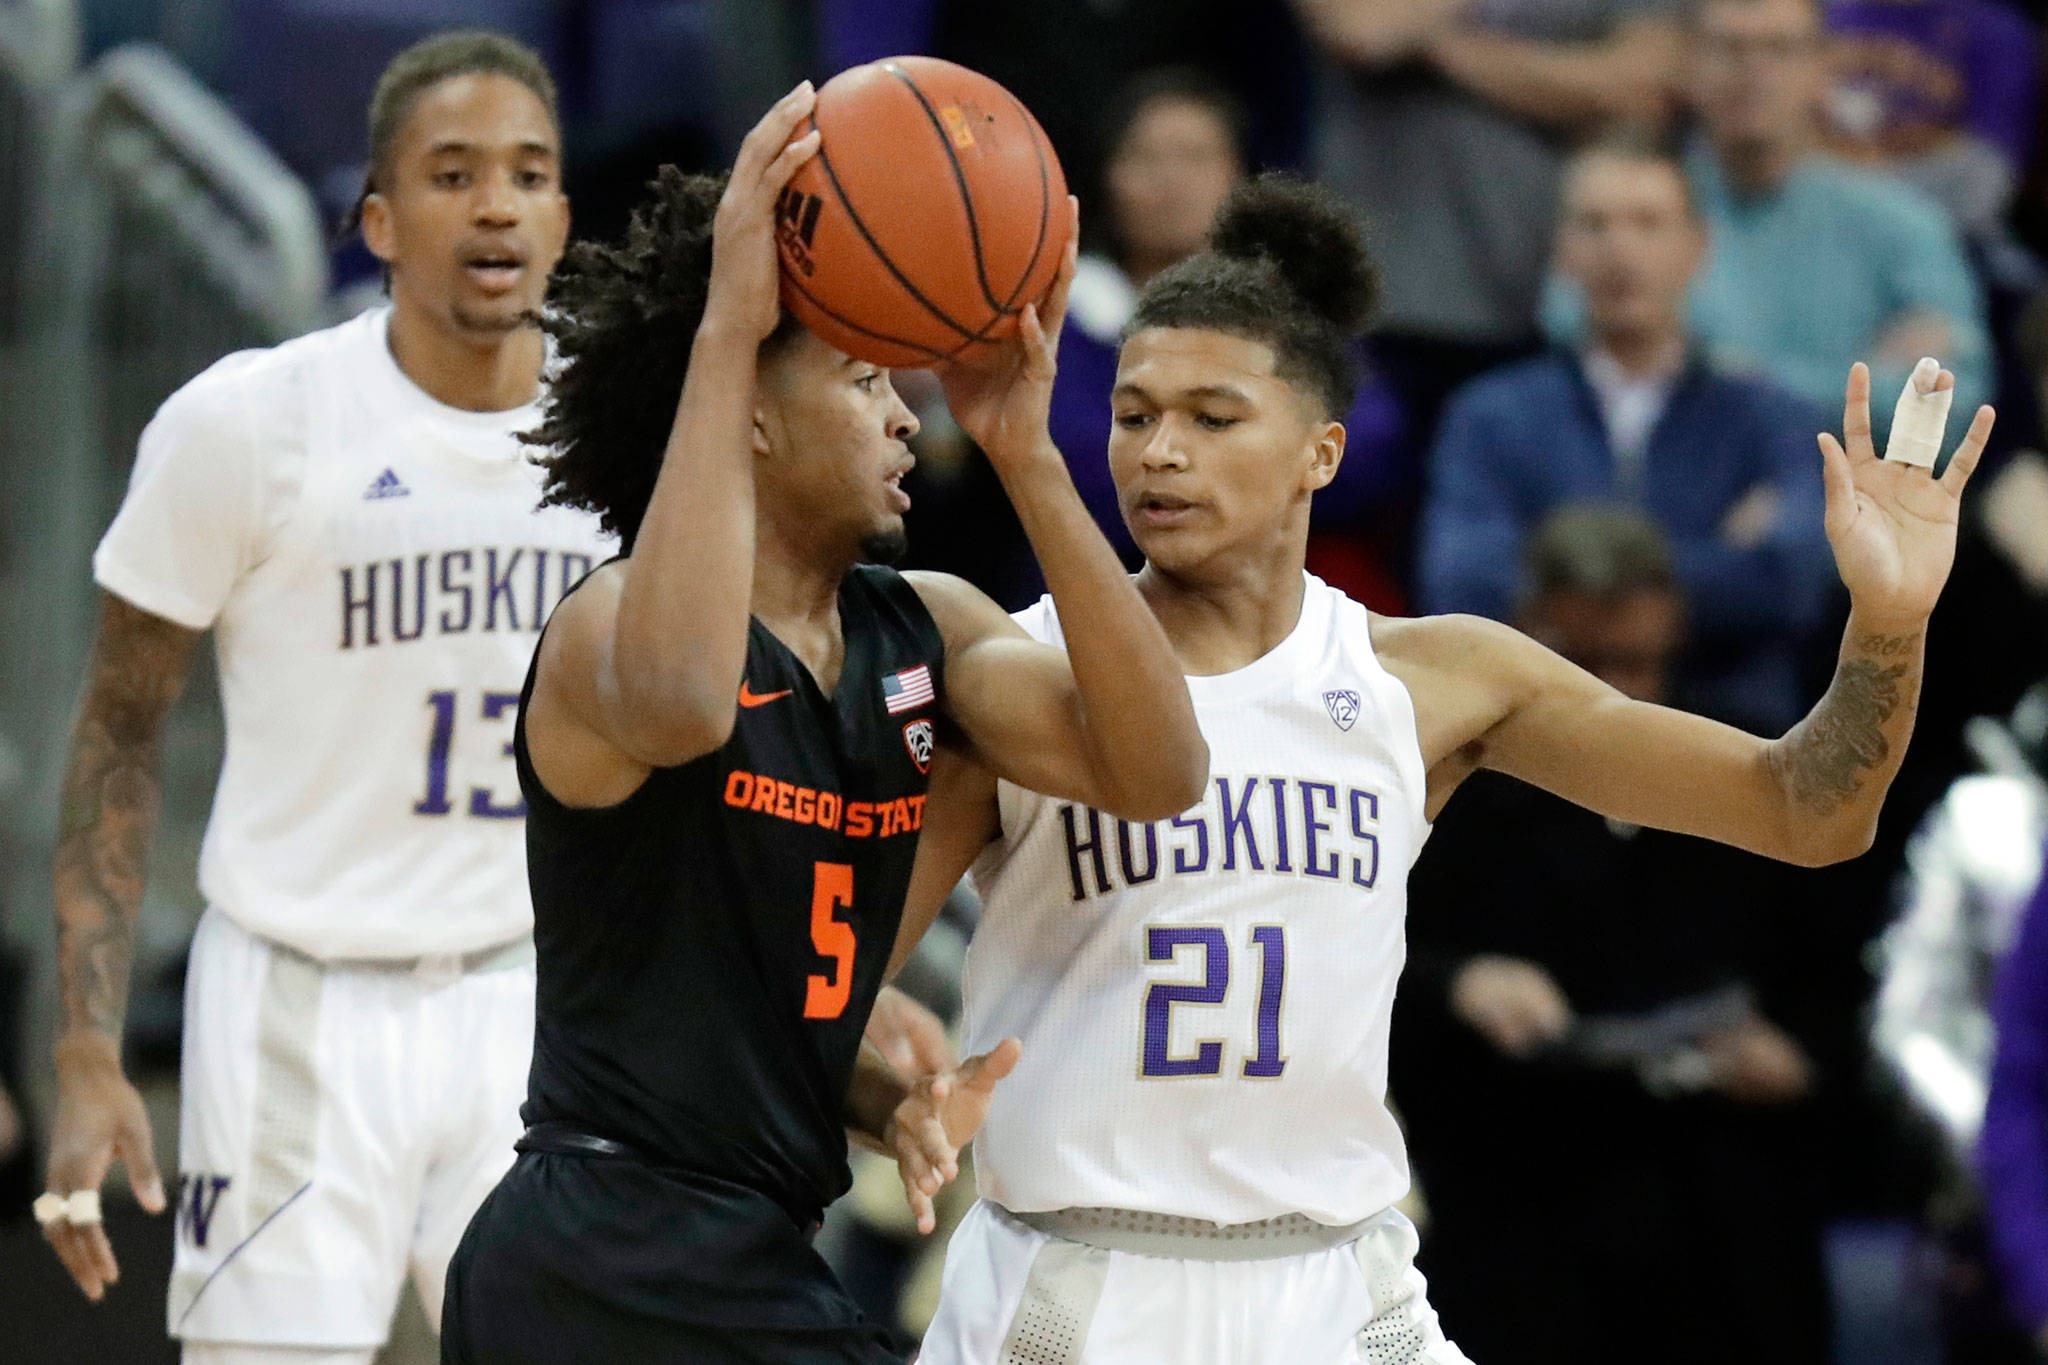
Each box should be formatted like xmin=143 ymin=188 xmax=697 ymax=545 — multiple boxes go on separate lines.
xmin=526 ymin=166 xmax=795 ymax=552
xmin=1127 ymin=172 xmax=1377 ymax=417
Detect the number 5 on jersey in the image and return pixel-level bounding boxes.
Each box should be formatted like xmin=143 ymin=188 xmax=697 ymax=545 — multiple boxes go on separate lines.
xmin=805 ymin=862 xmax=856 ymax=1020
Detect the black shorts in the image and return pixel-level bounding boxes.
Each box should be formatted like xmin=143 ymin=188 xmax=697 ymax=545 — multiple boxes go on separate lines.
xmin=442 ymin=1149 xmax=910 ymax=1364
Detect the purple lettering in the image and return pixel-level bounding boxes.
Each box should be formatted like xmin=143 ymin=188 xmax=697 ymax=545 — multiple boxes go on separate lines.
xmin=391 ymin=555 xmax=428 ymax=642
xmin=1060 ymin=804 xmax=1110 ymax=902
xmin=1216 ymin=777 xmax=1263 ymax=871
xmin=1170 ymin=811 xmax=1209 ymax=875
xmin=484 ymin=548 xmax=524 ymax=632
xmin=1116 ymin=819 xmax=1159 ymax=885
xmin=1300 ymin=781 xmax=1340 ymax=880
xmin=439 ymin=550 xmax=474 ymax=633
xmin=1349 ymin=788 xmax=1380 ymax=889
xmin=340 ymin=564 xmax=378 ymax=648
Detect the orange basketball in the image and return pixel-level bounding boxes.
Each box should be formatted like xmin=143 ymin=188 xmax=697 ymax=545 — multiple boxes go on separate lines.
xmin=775 ymin=57 xmax=1072 ymax=368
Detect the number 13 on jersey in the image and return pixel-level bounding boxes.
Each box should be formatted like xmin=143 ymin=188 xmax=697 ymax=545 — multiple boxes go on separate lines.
xmin=1141 ymin=924 xmax=1287 ymax=1079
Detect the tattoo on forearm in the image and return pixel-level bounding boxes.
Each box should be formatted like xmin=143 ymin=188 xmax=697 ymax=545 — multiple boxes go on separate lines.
xmin=1778 ymin=632 xmax=1921 ymax=816
xmin=53 ymin=596 xmax=196 ymax=1041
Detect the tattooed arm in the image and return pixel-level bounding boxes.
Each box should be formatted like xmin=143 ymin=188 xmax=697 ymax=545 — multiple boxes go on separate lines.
xmin=1376 ymin=364 xmax=1992 ymax=867
xmin=44 ymin=591 xmax=195 ymax=1299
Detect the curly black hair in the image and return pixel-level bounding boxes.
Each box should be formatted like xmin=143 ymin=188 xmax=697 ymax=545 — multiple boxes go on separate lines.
xmin=1126 ymin=172 xmax=1377 ymax=418
xmin=525 ymin=166 xmax=796 ymax=552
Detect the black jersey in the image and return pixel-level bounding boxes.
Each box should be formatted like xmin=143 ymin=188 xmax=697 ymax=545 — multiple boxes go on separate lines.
xmin=513 ymin=564 xmax=944 ymax=1225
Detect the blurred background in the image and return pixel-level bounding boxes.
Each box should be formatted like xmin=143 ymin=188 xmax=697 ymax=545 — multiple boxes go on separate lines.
xmin=4 ymin=0 xmax=2048 ymax=1359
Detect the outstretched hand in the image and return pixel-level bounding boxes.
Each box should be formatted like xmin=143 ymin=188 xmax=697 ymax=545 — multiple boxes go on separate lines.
xmin=883 ymin=1037 xmax=1021 ymax=1234
xmin=1817 ymin=362 xmax=1994 ymax=626
xmin=935 ymin=197 xmax=1081 ymax=470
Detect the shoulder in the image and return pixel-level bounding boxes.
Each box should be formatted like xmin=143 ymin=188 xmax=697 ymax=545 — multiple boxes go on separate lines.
xmin=150 ymin=312 xmax=365 ymax=447
xmin=1367 ymin=610 xmax=1533 ymax=677
xmin=899 ymin=570 xmax=1017 ymax=650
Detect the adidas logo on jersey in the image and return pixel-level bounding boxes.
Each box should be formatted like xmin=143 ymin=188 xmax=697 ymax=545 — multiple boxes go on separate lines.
xmin=363 ymin=468 xmax=411 ymax=500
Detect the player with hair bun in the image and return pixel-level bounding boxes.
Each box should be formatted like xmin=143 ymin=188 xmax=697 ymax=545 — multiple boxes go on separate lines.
xmin=896 ymin=172 xmax=1995 ymax=1362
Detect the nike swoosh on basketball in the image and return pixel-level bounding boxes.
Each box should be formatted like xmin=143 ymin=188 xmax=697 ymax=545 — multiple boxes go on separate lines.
xmin=738 ymin=682 xmax=793 ymax=708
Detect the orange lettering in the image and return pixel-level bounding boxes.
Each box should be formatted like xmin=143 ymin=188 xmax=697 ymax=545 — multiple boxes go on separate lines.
xmin=794 ymin=787 xmax=817 ymax=824
xmin=751 ymin=780 xmax=777 ymax=813
xmin=804 ymin=862 xmax=857 ymax=1020
xmin=846 ymin=802 xmax=873 ymax=838
xmin=817 ymin=792 xmax=841 ymax=830
xmin=724 ymin=771 xmax=755 ymax=808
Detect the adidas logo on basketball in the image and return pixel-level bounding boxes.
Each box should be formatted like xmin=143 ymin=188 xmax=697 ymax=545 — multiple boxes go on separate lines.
xmin=776 ymin=187 xmax=823 ymax=277
xmin=363 ymin=468 xmax=410 ymax=500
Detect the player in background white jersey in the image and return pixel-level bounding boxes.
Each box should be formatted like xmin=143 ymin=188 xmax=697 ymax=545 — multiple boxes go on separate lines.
xmin=41 ymin=32 xmax=610 ymax=1363
xmin=874 ymin=174 xmax=1995 ymax=1363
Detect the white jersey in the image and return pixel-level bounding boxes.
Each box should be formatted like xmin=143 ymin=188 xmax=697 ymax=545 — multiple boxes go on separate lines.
xmin=964 ymin=574 xmax=1430 ymax=1227
xmin=95 ymin=307 xmax=612 ymax=960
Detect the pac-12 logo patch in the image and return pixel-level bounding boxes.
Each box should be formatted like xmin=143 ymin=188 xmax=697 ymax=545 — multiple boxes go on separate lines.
xmin=902 ymin=719 xmax=934 ymax=773
xmin=1323 ymin=689 xmax=1360 ymax=732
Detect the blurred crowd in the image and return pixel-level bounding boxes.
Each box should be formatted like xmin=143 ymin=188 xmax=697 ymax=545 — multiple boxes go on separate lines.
xmin=31 ymin=0 xmax=2048 ymax=1360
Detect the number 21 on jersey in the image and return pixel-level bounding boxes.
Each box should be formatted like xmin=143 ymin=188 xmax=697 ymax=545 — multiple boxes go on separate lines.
xmin=1141 ymin=924 xmax=1287 ymax=1078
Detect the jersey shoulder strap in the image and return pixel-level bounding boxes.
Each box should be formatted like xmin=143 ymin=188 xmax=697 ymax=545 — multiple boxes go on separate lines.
xmin=846 ymin=563 xmax=947 ymax=693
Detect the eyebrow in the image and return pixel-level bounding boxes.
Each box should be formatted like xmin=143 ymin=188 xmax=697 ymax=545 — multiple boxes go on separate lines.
xmin=426 ymin=140 xmax=559 ymax=159
xmin=1110 ymin=382 xmax=1254 ymax=402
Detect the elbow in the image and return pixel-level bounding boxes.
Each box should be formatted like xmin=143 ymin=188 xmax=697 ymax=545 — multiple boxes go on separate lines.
xmin=1785 ymin=819 xmax=1878 ymax=869
xmin=1100 ymin=738 xmax=1211 ymax=824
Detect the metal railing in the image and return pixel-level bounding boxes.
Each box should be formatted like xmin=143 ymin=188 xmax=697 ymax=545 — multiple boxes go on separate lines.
xmin=4 ymin=42 xmax=329 ymax=1070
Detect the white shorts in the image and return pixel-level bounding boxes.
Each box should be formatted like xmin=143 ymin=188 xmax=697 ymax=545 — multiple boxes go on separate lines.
xmin=920 ymin=1201 xmax=1473 ymax=1365
xmin=168 ymin=908 xmax=534 ymax=1348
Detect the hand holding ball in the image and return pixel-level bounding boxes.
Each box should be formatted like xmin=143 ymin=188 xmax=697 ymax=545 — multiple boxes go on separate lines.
xmin=773 ymin=57 xmax=1073 ymax=368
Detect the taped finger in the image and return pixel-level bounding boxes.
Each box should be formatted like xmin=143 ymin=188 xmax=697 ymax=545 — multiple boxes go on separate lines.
xmin=1886 ymin=357 xmax=1953 ymax=469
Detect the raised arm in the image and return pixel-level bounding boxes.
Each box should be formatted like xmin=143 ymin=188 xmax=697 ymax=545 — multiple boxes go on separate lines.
xmin=45 ymin=592 xmax=192 ymax=1298
xmin=916 ymin=210 xmax=1207 ymax=823
xmin=525 ymin=87 xmax=820 ymax=799
xmin=1399 ymin=364 xmax=1990 ymax=867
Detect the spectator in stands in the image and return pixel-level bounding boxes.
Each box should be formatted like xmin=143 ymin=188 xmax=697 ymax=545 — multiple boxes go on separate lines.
xmin=1049 ymin=69 xmax=1407 ymax=604
xmin=1677 ymin=0 xmax=1991 ymax=423
xmin=1822 ymin=0 xmax=2040 ymax=241
xmin=1293 ymin=0 xmax=1683 ymax=434
xmin=1420 ymin=131 xmax=1832 ymax=732
xmin=1395 ymin=504 xmax=1838 ymax=1365
xmin=1982 ymin=862 xmax=2048 ymax=1356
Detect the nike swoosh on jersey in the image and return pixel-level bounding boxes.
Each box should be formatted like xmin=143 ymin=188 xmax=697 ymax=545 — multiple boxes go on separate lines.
xmin=738 ymin=682 xmax=793 ymax=708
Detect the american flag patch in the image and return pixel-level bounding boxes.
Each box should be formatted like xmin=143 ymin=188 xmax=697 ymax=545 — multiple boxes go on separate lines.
xmin=882 ymin=664 xmax=934 ymax=714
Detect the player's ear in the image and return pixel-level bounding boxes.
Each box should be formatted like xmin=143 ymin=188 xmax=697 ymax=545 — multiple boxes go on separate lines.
xmin=750 ymin=405 xmax=775 ymax=460
xmin=360 ymin=192 xmax=397 ymax=265
xmin=1302 ymin=419 xmax=1345 ymax=494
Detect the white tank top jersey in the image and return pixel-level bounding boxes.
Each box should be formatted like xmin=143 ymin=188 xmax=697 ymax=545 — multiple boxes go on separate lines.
xmin=965 ymin=574 xmax=1431 ymax=1227
xmin=93 ymin=307 xmax=613 ymax=961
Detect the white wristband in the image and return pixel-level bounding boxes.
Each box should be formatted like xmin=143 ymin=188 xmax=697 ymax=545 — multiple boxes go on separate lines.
xmin=1886 ymin=356 xmax=1951 ymax=470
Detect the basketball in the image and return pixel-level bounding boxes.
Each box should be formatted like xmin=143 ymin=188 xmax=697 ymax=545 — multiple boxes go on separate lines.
xmin=774 ymin=56 xmax=1072 ymax=369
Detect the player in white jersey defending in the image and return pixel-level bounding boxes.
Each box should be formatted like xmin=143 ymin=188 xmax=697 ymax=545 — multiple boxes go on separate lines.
xmin=880 ymin=174 xmax=1995 ymax=1363
xmin=40 ymin=32 xmax=610 ymax=1362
